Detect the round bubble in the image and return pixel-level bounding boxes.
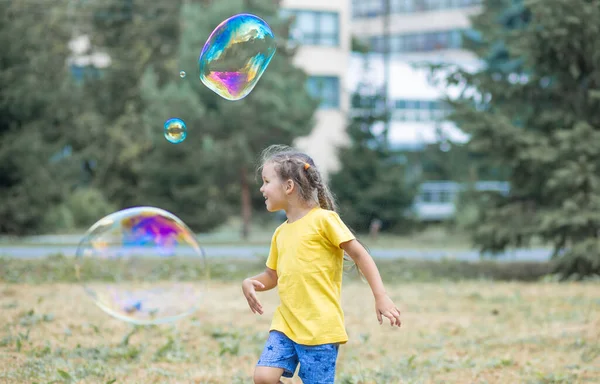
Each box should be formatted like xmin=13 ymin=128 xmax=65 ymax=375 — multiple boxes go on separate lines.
xmin=164 ymin=118 xmax=187 ymax=144
xmin=75 ymin=207 xmax=209 ymax=325
xmin=179 ymin=71 xmax=186 ymax=78
xmin=198 ymin=13 xmax=276 ymax=101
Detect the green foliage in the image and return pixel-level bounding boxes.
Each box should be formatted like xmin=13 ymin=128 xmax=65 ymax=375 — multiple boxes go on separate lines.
xmin=43 ymin=188 xmax=116 ymax=231
xmin=68 ymin=188 xmax=117 ymax=229
xmin=68 ymin=0 xmax=317 ymax=233
xmin=0 ymin=1 xmax=83 ymax=235
xmin=402 ymin=142 xmax=510 ymax=183
xmin=0 ymin=0 xmax=317 ymax=236
xmin=70 ymin=0 xmax=184 ymax=207
xmin=452 ymin=189 xmax=483 ymax=231
xmin=552 ymin=238 xmax=600 ymax=280
xmin=43 ymin=206 xmax=76 ymax=233
xmin=138 ymin=0 xmax=318 ymax=233
xmin=434 ymin=0 xmax=600 ymax=278
xmin=331 ymin=57 xmax=415 ymax=233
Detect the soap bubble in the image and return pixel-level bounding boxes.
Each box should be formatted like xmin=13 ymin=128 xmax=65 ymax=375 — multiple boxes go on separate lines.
xmin=164 ymin=118 xmax=187 ymax=144
xmin=198 ymin=13 xmax=276 ymax=101
xmin=75 ymin=207 xmax=209 ymax=325
xmin=179 ymin=71 xmax=186 ymax=78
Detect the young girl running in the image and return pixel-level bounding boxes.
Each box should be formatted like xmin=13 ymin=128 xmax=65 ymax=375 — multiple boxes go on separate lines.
xmin=242 ymin=145 xmax=402 ymax=384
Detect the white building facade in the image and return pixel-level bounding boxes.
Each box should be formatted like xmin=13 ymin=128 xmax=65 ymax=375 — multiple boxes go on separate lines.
xmin=349 ymin=0 xmax=483 ymax=150
xmin=280 ymin=0 xmax=352 ymax=175
xmin=348 ymin=1 xmax=497 ymax=221
xmin=280 ymin=0 xmax=485 ymax=174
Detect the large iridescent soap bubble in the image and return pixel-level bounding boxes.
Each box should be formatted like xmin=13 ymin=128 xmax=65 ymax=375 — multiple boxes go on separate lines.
xmin=198 ymin=13 xmax=276 ymax=101
xmin=75 ymin=207 xmax=209 ymax=325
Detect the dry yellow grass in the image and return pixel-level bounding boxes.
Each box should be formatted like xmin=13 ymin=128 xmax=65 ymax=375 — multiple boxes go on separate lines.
xmin=0 ymin=280 xmax=598 ymax=383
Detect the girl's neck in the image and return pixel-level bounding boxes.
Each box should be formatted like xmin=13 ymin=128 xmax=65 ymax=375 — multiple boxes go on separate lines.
xmin=285 ymin=202 xmax=318 ymax=224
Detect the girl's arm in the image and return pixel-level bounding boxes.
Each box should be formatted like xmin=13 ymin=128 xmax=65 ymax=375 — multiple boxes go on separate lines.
xmin=341 ymin=239 xmax=402 ymax=327
xmin=241 ymin=268 xmax=278 ymax=315
xmin=245 ymin=267 xmax=278 ymax=291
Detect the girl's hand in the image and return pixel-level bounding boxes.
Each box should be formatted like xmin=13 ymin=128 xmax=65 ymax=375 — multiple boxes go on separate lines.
xmin=375 ymin=294 xmax=401 ymax=327
xmin=242 ymin=278 xmax=265 ymax=315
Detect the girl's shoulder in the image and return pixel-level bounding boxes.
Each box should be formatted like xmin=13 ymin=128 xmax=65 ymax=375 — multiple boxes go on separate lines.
xmin=310 ymin=208 xmax=347 ymax=229
xmin=312 ymin=208 xmax=341 ymax=220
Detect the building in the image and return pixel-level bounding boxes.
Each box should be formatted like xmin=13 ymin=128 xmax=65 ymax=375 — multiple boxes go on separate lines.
xmin=351 ymin=0 xmax=482 ymax=62
xmin=348 ymin=0 xmax=483 ymax=150
xmin=280 ymin=0 xmax=352 ymax=175
xmin=346 ymin=1 xmax=514 ymax=222
xmin=412 ymin=180 xmax=509 ymax=221
xmin=280 ymin=1 xmax=485 ymax=172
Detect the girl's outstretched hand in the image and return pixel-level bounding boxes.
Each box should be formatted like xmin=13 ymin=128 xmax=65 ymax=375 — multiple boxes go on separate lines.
xmin=375 ymin=294 xmax=402 ymax=327
xmin=242 ymin=278 xmax=265 ymax=315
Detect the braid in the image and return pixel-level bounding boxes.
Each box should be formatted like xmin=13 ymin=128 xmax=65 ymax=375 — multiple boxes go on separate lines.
xmin=306 ymin=167 xmax=337 ymax=211
xmin=316 ymin=180 xmax=336 ymax=211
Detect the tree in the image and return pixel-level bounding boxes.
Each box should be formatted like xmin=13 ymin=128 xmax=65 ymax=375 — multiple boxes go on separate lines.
xmin=0 ymin=0 xmax=83 ymax=234
xmin=399 ymin=140 xmax=511 ymax=183
xmin=72 ymin=0 xmax=184 ymax=207
xmin=434 ymin=0 xmax=600 ymax=278
xmin=330 ymin=57 xmax=416 ymax=234
xmin=141 ymin=0 xmax=318 ymax=236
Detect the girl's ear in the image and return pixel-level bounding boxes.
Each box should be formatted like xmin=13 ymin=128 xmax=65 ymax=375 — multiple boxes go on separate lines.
xmin=284 ymin=179 xmax=295 ymax=194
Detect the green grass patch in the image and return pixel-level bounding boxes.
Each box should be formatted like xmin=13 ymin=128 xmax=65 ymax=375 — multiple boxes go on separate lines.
xmin=0 ymin=254 xmax=555 ymax=284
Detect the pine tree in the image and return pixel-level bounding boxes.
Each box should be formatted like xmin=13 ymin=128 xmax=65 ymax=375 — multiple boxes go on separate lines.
xmin=0 ymin=0 xmax=82 ymax=234
xmin=73 ymin=0 xmax=184 ymax=207
xmin=139 ymin=0 xmax=318 ymax=234
xmin=436 ymin=0 xmax=600 ymax=278
xmin=330 ymin=57 xmax=415 ymax=233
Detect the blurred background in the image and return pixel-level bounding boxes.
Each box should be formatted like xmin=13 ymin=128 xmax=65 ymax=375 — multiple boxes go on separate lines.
xmin=1 ymin=0 xmax=600 ymax=281
xmin=1 ymin=1 xmax=600 ymax=383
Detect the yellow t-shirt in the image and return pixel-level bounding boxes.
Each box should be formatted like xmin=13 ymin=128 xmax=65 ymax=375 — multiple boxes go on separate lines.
xmin=266 ymin=207 xmax=355 ymax=346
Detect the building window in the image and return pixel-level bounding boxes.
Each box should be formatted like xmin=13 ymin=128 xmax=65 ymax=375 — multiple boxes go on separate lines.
xmin=392 ymin=98 xmax=451 ymax=121
xmin=353 ymin=0 xmax=482 ymax=17
xmin=280 ymin=9 xmax=339 ymax=46
xmin=439 ymin=190 xmax=453 ymax=203
xmin=421 ymin=190 xmax=433 ymax=203
xmin=369 ymin=29 xmax=464 ymax=53
xmin=352 ymin=0 xmax=384 ymax=18
xmin=307 ymin=76 xmax=340 ymax=109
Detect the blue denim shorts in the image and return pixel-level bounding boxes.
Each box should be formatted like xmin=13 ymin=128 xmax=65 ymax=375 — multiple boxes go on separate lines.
xmin=256 ymin=330 xmax=340 ymax=384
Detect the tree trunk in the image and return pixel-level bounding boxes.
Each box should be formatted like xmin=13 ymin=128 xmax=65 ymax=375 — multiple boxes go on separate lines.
xmin=240 ymin=167 xmax=252 ymax=239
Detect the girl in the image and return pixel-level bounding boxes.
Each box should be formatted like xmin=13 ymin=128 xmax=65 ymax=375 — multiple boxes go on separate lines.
xmin=242 ymin=145 xmax=401 ymax=384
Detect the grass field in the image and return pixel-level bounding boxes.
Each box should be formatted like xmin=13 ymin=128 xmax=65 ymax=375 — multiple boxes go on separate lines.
xmin=1 ymin=273 xmax=599 ymax=383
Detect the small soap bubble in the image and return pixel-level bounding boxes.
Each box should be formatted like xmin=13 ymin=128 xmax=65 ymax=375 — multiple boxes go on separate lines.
xmin=74 ymin=207 xmax=209 ymax=325
xmin=198 ymin=13 xmax=277 ymax=101
xmin=163 ymin=118 xmax=187 ymax=144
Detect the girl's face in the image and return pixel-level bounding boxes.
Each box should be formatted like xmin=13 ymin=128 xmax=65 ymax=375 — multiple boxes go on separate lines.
xmin=260 ymin=162 xmax=288 ymax=212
